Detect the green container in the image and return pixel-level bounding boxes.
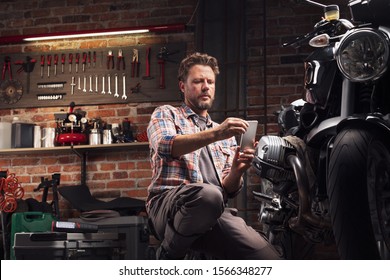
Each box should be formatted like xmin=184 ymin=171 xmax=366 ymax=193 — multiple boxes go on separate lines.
xmin=10 ymin=212 xmax=56 ymax=260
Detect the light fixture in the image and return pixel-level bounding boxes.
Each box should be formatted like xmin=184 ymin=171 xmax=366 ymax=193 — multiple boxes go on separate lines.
xmin=0 ymin=24 xmax=186 ymax=44
xmin=23 ymin=29 xmax=149 ymax=41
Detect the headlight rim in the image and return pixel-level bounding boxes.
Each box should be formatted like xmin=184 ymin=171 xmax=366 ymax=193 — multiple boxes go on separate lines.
xmin=336 ymin=28 xmax=389 ymax=82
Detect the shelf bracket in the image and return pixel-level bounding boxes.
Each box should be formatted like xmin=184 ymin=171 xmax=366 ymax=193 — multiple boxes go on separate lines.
xmin=70 ymin=144 xmax=87 ymax=186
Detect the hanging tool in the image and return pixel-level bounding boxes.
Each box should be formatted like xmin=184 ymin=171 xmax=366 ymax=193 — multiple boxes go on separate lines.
xmin=1 ymin=57 xmax=23 ymax=104
xmin=2 ymin=56 xmax=12 ymax=80
xmin=82 ymin=52 xmax=87 ymax=72
xmin=122 ymin=74 xmax=127 ymax=99
xmin=83 ymin=75 xmax=87 ymax=92
xmin=95 ymin=75 xmax=98 ymax=93
xmin=75 ymin=53 xmax=80 ymax=73
xmin=101 ymin=75 xmax=105 ymax=94
xmin=69 ymin=53 xmax=73 ymax=73
xmin=77 ymin=76 xmax=81 ymax=90
xmin=70 ymin=76 xmax=76 ymax=95
xmin=131 ymin=49 xmax=140 ymax=77
xmin=142 ymin=47 xmax=153 ymax=80
xmin=37 ymin=82 xmax=66 ymax=89
xmin=130 ymin=82 xmax=142 ymax=94
xmin=89 ymin=75 xmax=93 ymax=93
xmin=107 ymin=74 xmax=111 ymax=94
xmin=114 ymin=73 xmax=119 ymax=97
xmin=54 ymin=54 xmax=58 ymax=76
xmin=93 ymin=51 xmax=96 ymax=68
xmin=117 ymin=49 xmax=125 ymax=70
xmin=87 ymin=51 xmax=91 ymax=68
xmin=107 ymin=50 xmax=114 ymax=69
xmin=47 ymin=55 xmax=52 ymax=78
xmin=157 ymin=47 xmax=180 ymax=89
xmin=40 ymin=55 xmax=45 ymax=78
xmin=61 ymin=53 xmax=66 ymax=74
xmin=14 ymin=56 xmax=36 ymax=94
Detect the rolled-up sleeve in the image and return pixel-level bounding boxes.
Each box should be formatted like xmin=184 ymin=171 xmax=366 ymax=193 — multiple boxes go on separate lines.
xmin=147 ymin=106 xmax=178 ymax=160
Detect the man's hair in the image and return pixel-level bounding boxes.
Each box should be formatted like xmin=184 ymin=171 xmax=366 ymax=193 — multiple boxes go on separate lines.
xmin=177 ymin=52 xmax=220 ymax=82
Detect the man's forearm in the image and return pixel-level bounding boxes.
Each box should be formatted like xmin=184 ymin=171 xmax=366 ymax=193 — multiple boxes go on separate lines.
xmin=171 ymin=129 xmax=217 ymax=158
xmin=222 ymin=171 xmax=243 ymax=194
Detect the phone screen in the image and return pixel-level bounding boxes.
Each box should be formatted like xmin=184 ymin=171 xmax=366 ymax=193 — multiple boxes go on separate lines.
xmin=239 ymin=120 xmax=258 ymax=149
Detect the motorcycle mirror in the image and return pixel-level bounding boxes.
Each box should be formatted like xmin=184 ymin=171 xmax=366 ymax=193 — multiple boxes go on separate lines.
xmin=309 ymin=34 xmax=330 ymax=47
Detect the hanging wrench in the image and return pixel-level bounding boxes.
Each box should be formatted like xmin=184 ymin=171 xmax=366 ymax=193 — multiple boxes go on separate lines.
xmin=107 ymin=74 xmax=111 ymax=94
xmin=70 ymin=76 xmax=76 ymax=95
xmin=122 ymin=73 xmax=127 ymax=100
xmin=114 ymin=73 xmax=119 ymax=98
xmin=83 ymin=75 xmax=87 ymax=92
xmin=78 ymin=76 xmax=81 ymax=90
xmin=101 ymin=75 xmax=105 ymax=94
xmin=95 ymin=75 xmax=98 ymax=93
xmin=89 ymin=75 xmax=93 ymax=92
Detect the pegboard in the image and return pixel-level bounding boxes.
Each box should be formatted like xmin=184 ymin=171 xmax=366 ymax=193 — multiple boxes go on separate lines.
xmin=0 ymin=43 xmax=185 ymax=109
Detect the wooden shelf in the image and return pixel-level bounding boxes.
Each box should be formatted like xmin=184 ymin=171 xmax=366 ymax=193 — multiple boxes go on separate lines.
xmin=0 ymin=142 xmax=149 ymax=155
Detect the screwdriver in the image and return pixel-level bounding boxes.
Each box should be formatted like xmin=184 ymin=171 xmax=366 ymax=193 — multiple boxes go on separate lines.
xmin=75 ymin=53 xmax=80 ymax=73
xmin=61 ymin=53 xmax=66 ymax=74
xmin=54 ymin=54 xmax=58 ymax=76
xmin=40 ymin=55 xmax=45 ymax=78
xmin=69 ymin=53 xmax=73 ymax=73
xmin=47 ymin=54 xmax=52 ymax=78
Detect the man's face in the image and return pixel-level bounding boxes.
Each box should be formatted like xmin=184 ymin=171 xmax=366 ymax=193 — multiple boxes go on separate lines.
xmin=179 ymin=64 xmax=216 ymax=116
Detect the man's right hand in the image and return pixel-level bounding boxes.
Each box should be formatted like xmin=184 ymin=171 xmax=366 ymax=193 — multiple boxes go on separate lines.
xmin=214 ymin=117 xmax=249 ymax=141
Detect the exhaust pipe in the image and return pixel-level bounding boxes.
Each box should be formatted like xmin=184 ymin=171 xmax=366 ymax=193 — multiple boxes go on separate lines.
xmin=287 ymin=154 xmax=331 ymax=231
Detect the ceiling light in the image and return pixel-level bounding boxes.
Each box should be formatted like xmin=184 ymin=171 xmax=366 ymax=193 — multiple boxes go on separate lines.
xmin=0 ymin=24 xmax=186 ymax=44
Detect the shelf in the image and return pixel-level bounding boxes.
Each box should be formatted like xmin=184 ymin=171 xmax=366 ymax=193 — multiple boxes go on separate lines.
xmin=0 ymin=142 xmax=149 ymax=155
xmin=0 ymin=142 xmax=150 ymax=186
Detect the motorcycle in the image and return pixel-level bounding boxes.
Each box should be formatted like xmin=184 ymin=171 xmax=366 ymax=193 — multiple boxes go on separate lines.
xmin=252 ymin=0 xmax=390 ymax=259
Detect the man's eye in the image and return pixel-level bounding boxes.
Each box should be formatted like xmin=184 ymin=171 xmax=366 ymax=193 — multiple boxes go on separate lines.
xmin=207 ymin=80 xmax=214 ymax=84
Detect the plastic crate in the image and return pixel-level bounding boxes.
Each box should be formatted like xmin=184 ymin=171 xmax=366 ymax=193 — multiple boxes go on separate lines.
xmin=10 ymin=212 xmax=56 ymax=260
xmin=69 ymin=216 xmax=150 ymax=259
xmin=14 ymin=232 xmax=122 ymax=260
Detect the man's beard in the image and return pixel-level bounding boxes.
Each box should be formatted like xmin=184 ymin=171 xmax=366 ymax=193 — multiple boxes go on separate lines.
xmin=196 ymin=97 xmax=214 ymax=110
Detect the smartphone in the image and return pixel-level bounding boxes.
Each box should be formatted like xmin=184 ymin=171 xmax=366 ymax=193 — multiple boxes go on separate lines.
xmin=239 ymin=120 xmax=258 ymax=149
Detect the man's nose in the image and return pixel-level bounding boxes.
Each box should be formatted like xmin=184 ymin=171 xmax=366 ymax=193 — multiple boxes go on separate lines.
xmin=202 ymin=81 xmax=209 ymax=90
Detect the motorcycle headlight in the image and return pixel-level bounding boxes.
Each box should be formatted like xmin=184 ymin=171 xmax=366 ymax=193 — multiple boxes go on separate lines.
xmin=336 ymin=28 xmax=389 ymax=82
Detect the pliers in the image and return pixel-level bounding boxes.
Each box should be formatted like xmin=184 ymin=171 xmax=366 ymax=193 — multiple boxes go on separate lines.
xmin=131 ymin=49 xmax=140 ymax=77
xmin=117 ymin=49 xmax=125 ymax=70
xmin=107 ymin=50 xmax=114 ymax=69
xmin=2 ymin=56 xmax=12 ymax=80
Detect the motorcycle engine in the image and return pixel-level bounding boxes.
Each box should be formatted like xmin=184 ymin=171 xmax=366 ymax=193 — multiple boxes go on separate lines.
xmin=253 ymin=135 xmax=295 ymax=183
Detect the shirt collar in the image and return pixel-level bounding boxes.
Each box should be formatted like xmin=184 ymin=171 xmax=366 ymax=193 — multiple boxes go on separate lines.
xmin=180 ymin=103 xmax=213 ymax=128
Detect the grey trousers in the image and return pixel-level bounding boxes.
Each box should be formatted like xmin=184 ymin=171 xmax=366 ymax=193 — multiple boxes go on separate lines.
xmin=147 ymin=183 xmax=281 ymax=259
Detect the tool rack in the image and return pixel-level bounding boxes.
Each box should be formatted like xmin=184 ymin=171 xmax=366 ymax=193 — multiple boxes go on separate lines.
xmin=0 ymin=43 xmax=185 ymax=109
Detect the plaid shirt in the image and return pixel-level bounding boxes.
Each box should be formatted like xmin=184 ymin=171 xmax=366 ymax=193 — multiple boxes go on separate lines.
xmin=147 ymin=103 xmax=238 ymax=201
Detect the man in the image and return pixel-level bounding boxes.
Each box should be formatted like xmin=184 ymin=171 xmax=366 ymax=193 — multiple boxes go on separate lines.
xmin=146 ymin=52 xmax=280 ymax=260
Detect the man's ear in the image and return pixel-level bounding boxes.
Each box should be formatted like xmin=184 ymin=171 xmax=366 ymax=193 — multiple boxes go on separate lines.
xmin=179 ymin=81 xmax=185 ymax=93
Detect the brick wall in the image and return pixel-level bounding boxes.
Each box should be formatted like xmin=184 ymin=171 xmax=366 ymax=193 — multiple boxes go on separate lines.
xmin=0 ymin=0 xmax=349 ymax=223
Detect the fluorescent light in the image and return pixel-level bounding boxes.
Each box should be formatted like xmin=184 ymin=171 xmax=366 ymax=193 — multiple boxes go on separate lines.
xmin=23 ymin=29 xmax=149 ymax=41
xmin=0 ymin=24 xmax=186 ymax=44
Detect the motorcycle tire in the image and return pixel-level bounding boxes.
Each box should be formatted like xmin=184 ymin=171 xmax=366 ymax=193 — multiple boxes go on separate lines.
xmin=327 ymin=126 xmax=390 ymax=259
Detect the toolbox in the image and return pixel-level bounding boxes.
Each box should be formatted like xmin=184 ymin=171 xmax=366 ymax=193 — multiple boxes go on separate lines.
xmin=13 ymin=232 xmax=123 ymax=260
xmin=69 ymin=215 xmax=150 ymax=259
xmin=10 ymin=212 xmax=56 ymax=260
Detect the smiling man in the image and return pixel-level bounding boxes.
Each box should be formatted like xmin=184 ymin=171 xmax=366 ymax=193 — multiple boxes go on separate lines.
xmin=146 ymin=52 xmax=280 ymax=260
